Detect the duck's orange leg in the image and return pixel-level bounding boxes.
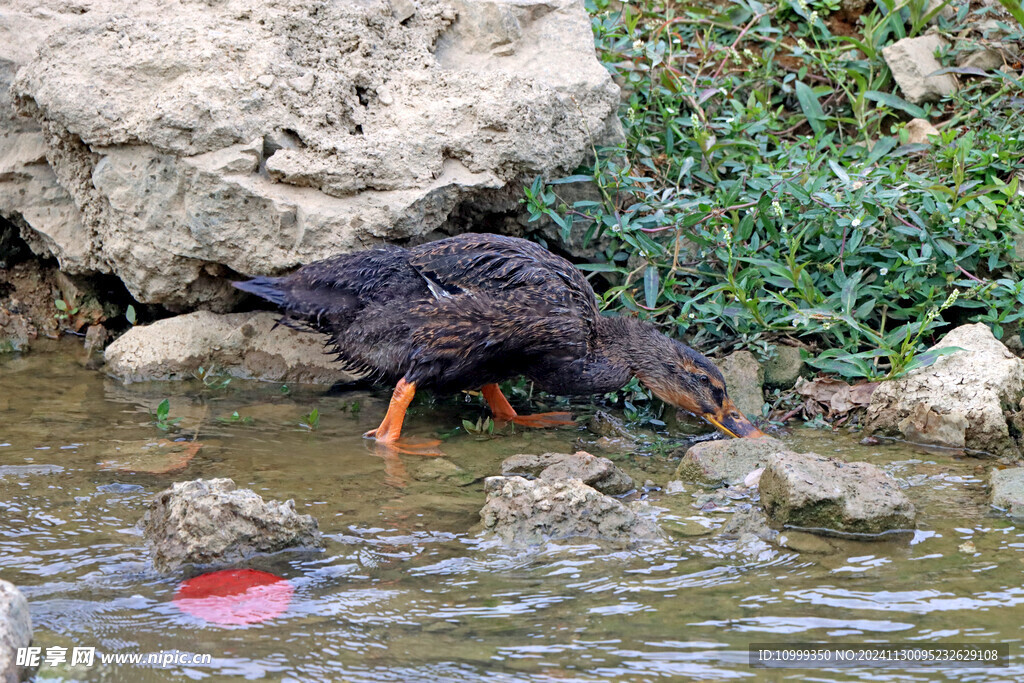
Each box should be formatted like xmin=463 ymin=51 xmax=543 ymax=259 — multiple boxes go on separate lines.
xmin=365 ymin=379 xmax=442 ymax=455
xmin=481 ymin=383 xmax=575 ymax=428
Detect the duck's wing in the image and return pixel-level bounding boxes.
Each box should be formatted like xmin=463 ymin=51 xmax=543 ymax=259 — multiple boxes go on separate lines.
xmin=407 ymin=233 xmax=601 ymax=330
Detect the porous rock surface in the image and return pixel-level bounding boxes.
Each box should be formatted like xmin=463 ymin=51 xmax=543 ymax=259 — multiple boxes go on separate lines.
xmin=990 ymin=467 xmax=1024 ymax=518
xmin=104 ymin=310 xmax=352 ymax=383
xmin=2 ymin=0 xmax=620 ymax=309
xmin=500 ymin=451 xmax=634 ymax=495
xmin=674 ymin=436 xmax=786 ymax=488
xmin=480 ymin=476 xmax=663 ymax=546
xmin=759 ymin=451 xmax=916 ymax=535
xmin=142 ymin=478 xmax=324 ymax=572
xmin=714 ymin=350 xmax=765 ymax=418
xmin=882 ymin=34 xmax=958 ymax=104
xmin=0 ymin=580 xmax=33 ymax=683
xmin=865 ymin=324 xmax=1024 ymax=458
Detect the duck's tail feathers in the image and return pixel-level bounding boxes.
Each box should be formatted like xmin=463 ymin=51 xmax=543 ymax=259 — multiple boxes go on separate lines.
xmin=232 ymin=277 xmax=287 ymax=306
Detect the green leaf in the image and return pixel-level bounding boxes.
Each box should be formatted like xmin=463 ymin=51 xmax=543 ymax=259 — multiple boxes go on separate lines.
xmin=794 ymin=81 xmax=826 ymax=136
xmin=54 ymin=299 xmax=67 ymax=311
xmin=577 ymin=262 xmax=623 ymax=273
xmin=643 ymin=266 xmax=660 ymax=309
xmin=864 ymin=90 xmax=928 ymax=118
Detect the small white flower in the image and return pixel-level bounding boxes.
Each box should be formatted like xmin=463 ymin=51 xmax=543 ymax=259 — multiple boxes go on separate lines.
xmin=993 ymin=153 xmax=1000 ymax=159
xmin=633 ymin=39 xmax=644 ymax=51
xmin=880 ymin=267 xmax=889 ymax=275
xmin=688 ymin=313 xmax=696 ymax=319
xmin=952 ymin=216 xmax=961 ymax=224
xmin=809 ymin=10 xmax=819 ymax=23
xmin=725 ymin=117 xmax=735 ymax=124
xmin=851 ymin=217 xmax=862 ymax=227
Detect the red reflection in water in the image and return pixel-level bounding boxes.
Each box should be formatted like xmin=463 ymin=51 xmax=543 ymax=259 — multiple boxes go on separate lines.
xmin=174 ymin=569 xmax=294 ymax=625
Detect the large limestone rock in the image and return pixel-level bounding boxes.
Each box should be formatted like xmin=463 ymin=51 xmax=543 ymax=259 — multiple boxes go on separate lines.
xmin=865 ymin=324 xmax=1024 ymax=458
xmin=0 ymin=580 xmax=32 ymax=683
xmin=882 ymin=35 xmax=958 ymax=104
xmin=2 ymin=0 xmax=620 ymax=309
xmin=104 ymin=310 xmax=352 ymax=384
xmin=500 ymin=451 xmax=635 ymax=495
xmin=142 ymin=478 xmax=324 ymax=572
xmin=760 ymin=451 xmax=916 ymax=536
xmin=480 ymin=476 xmax=663 ymax=546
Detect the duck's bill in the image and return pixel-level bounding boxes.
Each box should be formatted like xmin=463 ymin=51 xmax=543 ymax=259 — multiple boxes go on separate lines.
xmin=703 ymin=408 xmax=766 ymax=439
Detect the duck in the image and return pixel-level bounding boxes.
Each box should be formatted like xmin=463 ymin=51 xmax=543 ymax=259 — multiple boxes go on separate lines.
xmin=233 ymin=233 xmax=765 ymax=452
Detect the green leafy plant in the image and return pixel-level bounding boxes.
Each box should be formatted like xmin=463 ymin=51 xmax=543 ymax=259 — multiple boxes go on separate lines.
xmin=53 ymin=298 xmax=79 ymax=321
xmin=527 ymin=0 xmax=1023 ymax=392
xmin=462 ymin=416 xmax=496 ymax=437
xmin=150 ymin=399 xmax=182 ymax=431
xmin=193 ymin=365 xmax=232 ymax=390
xmin=299 ymin=408 xmax=320 ymax=431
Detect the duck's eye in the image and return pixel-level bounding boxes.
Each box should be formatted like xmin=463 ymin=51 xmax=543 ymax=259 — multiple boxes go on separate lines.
xmin=698 ymin=375 xmax=710 ymax=384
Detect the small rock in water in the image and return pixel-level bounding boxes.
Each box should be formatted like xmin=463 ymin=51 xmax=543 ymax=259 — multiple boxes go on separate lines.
xmin=665 ymin=480 xmax=686 ymax=495
xmin=674 ymin=437 xmax=786 ymax=488
xmin=860 ymin=435 xmax=881 ymax=446
xmin=777 ymin=530 xmax=836 ymax=555
xmin=585 ymin=410 xmax=633 ymax=438
xmin=142 ymin=478 xmax=324 ymax=572
xmin=0 ymin=579 xmax=33 ymax=683
xmin=718 ymin=508 xmax=777 ymax=543
xmin=958 ymin=540 xmax=977 ymax=554
xmin=479 ymin=476 xmax=663 ymax=546
xmin=760 ymin=451 xmax=916 ymax=536
xmin=500 ymin=451 xmax=634 ymax=496
xmin=989 ymin=467 xmax=1024 ymax=518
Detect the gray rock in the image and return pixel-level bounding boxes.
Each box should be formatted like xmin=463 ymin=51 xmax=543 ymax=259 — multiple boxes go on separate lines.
xmin=714 ymin=350 xmax=765 ymax=418
xmin=865 ymin=323 xmax=1024 ymax=458
xmin=762 ymin=344 xmax=804 ymax=390
xmin=2 ymin=0 xmax=620 ymax=309
xmin=674 ymin=436 xmax=786 ymax=487
xmin=142 ymin=478 xmax=324 ymax=572
xmin=990 ymin=467 xmax=1024 ymax=518
xmin=501 ymin=451 xmax=634 ymax=496
xmin=882 ymin=35 xmax=958 ymax=104
xmin=0 ymin=580 xmax=33 ymax=683
xmin=717 ymin=507 xmax=777 ymax=543
xmin=961 ymin=48 xmax=1003 ymax=71
xmin=105 ymin=310 xmax=353 ymax=384
xmin=480 ymin=476 xmax=663 ymax=546
xmin=586 ymin=410 xmax=633 ymax=438
xmin=760 ymin=451 xmax=916 ymax=536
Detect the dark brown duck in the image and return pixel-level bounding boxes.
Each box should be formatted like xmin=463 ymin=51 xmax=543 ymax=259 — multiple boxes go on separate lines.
xmin=234 ymin=233 xmax=764 ymax=450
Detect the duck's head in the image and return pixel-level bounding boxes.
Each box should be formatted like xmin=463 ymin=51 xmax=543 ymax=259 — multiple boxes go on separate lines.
xmin=635 ymin=339 xmax=766 ymax=439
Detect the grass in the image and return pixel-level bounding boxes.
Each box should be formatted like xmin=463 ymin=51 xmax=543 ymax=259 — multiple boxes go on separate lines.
xmin=529 ymin=0 xmax=1024 ymax=385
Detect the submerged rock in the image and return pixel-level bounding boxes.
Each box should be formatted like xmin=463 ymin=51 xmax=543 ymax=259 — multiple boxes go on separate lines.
xmin=882 ymin=35 xmax=958 ymax=104
xmin=759 ymin=451 xmax=916 ymax=536
xmin=142 ymin=478 xmax=324 ymax=572
xmin=990 ymin=467 xmax=1024 ymax=518
xmin=501 ymin=451 xmax=634 ymax=496
xmin=0 ymin=580 xmax=32 ymax=683
xmin=105 ymin=310 xmax=352 ymax=384
xmin=3 ymin=0 xmax=619 ymax=309
xmin=674 ymin=437 xmax=786 ymax=488
xmin=714 ymin=350 xmax=765 ymax=418
xmin=865 ymin=323 xmax=1024 ymax=458
xmin=480 ymin=476 xmax=663 ymax=546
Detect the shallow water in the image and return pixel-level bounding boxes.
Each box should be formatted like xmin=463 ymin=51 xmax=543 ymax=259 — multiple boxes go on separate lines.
xmin=2 ymin=341 xmax=1022 ymax=682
